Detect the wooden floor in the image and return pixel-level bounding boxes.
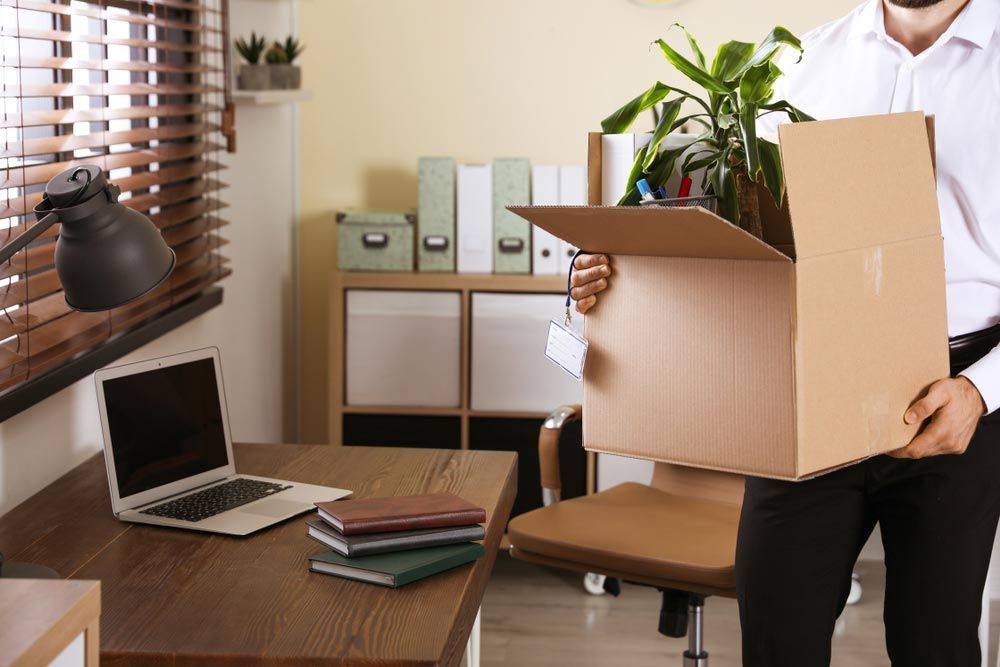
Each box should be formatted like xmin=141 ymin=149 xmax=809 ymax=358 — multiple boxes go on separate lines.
xmin=478 ymin=556 xmax=1000 ymax=666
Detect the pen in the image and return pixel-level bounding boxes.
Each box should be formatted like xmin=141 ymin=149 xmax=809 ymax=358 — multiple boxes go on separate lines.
xmin=678 ymin=176 xmax=693 ymax=198
xmin=637 ymin=179 xmax=656 ymax=202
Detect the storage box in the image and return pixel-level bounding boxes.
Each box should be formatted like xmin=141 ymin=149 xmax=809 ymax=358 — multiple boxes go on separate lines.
xmin=418 ymin=157 xmax=456 ymax=272
xmin=470 ymin=292 xmax=583 ymax=412
xmin=457 ymin=164 xmax=493 ymax=273
xmin=511 ymin=112 xmax=949 ymax=480
xmin=492 ymin=159 xmax=532 ymax=274
xmin=346 ymin=290 xmax=461 ymax=407
xmin=337 ymin=211 xmax=415 ymax=272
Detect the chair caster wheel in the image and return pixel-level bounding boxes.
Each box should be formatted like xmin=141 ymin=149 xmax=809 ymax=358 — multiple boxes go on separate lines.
xmin=846 ymin=575 xmax=862 ymax=606
xmin=583 ymin=572 xmax=606 ymax=595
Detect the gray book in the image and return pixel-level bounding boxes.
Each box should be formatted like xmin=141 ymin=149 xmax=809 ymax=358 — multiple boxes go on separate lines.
xmin=306 ymin=517 xmax=485 ymax=557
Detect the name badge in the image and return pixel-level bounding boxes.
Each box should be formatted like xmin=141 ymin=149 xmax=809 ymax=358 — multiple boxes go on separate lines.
xmin=545 ymin=319 xmax=589 ymax=381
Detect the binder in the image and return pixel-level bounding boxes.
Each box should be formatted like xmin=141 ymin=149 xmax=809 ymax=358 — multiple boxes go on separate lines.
xmin=417 ymin=157 xmax=455 ymax=272
xmin=530 ymin=165 xmax=560 ymax=275
xmin=558 ymin=165 xmax=586 ymax=275
xmin=492 ymin=158 xmax=531 ymax=274
xmin=456 ymin=163 xmax=493 ymax=273
xmin=600 ymin=133 xmax=652 ymax=205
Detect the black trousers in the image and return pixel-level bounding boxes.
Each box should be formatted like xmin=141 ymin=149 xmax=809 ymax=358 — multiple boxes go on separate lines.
xmin=737 ymin=347 xmax=1000 ymax=666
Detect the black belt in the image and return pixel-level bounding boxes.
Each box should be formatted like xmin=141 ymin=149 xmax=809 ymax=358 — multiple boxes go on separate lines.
xmin=950 ymin=323 xmax=1000 ymax=375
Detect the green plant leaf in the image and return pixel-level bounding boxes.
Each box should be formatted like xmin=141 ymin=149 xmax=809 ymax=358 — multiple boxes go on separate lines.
xmin=733 ymin=26 xmax=803 ymax=80
xmin=760 ymin=99 xmax=815 ymax=123
xmin=709 ymin=147 xmax=738 ymax=224
xmin=739 ymin=102 xmax=760 ymax=179
xmin=601 ymin=81 xmax=671 ymax=134
xmin=758 ymin=139 xmax=785 ymax=207
xmin=739 ymin=61 xmax=782 ymax=105
xmin=681 ymin=148 xmax=723 ymax=175
xmin=642 ymin=98 xmax=684 ymax=169
xmin=672 ymin=23 xmax=707 ymax=71
xmin=711 ymin=40 xmax=755 ymax=82
xmin=655 ymin=39 xmax=730 ymax=94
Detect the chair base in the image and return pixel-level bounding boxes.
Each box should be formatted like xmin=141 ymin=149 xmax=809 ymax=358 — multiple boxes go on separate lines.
xmin=684 ymin=652 xmax=709 ymax=667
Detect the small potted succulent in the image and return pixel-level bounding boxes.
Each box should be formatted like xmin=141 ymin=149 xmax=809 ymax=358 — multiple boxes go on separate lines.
xmin=235 ymin=32 xmax=269 ymax=90
xmin=268 ymin=37 xmax=304 ymax=89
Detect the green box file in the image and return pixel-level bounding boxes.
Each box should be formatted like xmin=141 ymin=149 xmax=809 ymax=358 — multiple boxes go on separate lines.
xmin=337 ymin=211 xmax=416 ymax=272
xmin=417 ymin=157 xmax=456 ymax=272
xmin=492 ymin=158 xmax=531 ymax=274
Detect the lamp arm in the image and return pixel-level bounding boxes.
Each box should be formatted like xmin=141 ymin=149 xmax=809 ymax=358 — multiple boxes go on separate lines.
xmin=0 ymin=212 xmax=59 ymax=266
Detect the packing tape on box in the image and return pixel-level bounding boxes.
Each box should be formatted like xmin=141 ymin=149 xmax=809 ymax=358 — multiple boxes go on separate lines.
xmin=863 ymin=395 xmax=891 ymax=455
xmin=864 ymin=246 xmax=884 ymax=298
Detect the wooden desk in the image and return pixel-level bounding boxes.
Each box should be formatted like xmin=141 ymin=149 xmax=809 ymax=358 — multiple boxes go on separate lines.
xmin=0 ymin=444 xmax=517 ymax=667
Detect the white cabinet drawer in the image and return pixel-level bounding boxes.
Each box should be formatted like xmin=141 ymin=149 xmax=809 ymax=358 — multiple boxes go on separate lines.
xmin=470 ymin=292 xmax=582 ymax=412
xmin=346 ymin=290 xmax=461 ymax=407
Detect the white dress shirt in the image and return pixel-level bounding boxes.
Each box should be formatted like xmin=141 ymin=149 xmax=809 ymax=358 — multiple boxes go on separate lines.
xmin=760 ymin=0 xmax=1000 ymax=412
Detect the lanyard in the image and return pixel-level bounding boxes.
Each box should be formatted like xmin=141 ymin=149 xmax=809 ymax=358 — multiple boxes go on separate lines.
xmin=564 ymin=248 xmax=587 ymax=326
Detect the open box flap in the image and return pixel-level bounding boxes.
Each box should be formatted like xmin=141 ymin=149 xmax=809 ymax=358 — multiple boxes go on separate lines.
xmin=508 ymin=205 xmax=791 ymax=262
xmin=778 ymin=111 xmax=940 ymax=259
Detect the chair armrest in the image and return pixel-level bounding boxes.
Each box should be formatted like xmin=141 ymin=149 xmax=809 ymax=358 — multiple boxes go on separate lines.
xmin=539 ymin=404 xmax=582 ymax=506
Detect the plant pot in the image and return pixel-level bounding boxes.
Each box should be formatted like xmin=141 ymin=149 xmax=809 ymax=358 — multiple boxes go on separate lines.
xmin=733 ymin=164 xmax=764 ymax=240
xmin=237 ymin=64 xmax=271 ymax=90
xmin=269 ymin=64 xmax=301 ymax=90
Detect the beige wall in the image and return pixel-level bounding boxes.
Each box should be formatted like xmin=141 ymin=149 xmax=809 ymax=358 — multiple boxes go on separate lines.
xmin=297 ymin=0 xmax=862 ymax=443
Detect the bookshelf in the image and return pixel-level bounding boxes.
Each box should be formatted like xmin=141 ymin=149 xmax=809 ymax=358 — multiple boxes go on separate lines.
xmin=328 ymin=270 xmax=595 ymax=517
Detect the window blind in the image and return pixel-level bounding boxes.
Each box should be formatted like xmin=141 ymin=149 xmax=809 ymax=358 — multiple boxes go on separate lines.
xmin=0 ymin=0 xmax=232 ymax=396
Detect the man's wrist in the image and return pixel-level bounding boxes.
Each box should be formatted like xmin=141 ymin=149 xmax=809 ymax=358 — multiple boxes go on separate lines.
xmin=958 ymin=375 xmax=987 ymax=416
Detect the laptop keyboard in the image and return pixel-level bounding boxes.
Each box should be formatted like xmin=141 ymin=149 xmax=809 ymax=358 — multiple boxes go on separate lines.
xmin=140 ymin=478 xmax=293 ymax=523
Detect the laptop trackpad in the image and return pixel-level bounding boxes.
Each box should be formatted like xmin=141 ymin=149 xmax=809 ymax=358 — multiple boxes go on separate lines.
xmin=238 ymin=498 xmax=307 ymax=518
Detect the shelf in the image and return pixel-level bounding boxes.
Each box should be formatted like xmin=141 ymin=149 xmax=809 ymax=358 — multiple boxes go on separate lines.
xmin=343 ymin=405 xmax=463 ymax=417
xmin=342 ymin=405 xmax=550 ymax=420
xmin=232 ymin=89 xmax=313 ymax=105
xmin=334 ymin=271 xmax=565 ymax=293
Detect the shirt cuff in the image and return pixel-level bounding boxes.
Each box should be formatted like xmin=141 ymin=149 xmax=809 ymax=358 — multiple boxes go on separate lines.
xmin=959 ymin=344 xmax=1000 ymax=415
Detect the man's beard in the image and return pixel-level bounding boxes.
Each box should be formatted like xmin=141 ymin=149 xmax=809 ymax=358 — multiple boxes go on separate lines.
xmin=886 ymin=0 xmax=945 ymax=7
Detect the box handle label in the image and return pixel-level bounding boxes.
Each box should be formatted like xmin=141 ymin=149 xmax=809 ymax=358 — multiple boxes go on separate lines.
xmin=498 ymin=237 xmax=525 ymax=254
xmin=423 ymin=235 xmax=449 ymax=252
xmin=362 ymin=232 xmax=388 ymax=249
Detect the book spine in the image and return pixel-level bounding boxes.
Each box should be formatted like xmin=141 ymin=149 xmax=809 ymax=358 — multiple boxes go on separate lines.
xmin=341 ymin=510 xmax=487 ymax=535
xmin=395 ymin=544 xmax=486 ymax=587
xmin=351 ymin=529 xmax=485 ymax=557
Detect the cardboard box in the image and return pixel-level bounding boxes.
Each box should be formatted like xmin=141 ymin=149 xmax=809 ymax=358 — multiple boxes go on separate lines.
xmin=511 ymin=112 xmax=949 ymax=480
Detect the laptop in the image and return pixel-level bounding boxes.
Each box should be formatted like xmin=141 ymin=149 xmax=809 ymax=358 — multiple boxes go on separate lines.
xmin=95 ymin=347 xmax=351 ymax=535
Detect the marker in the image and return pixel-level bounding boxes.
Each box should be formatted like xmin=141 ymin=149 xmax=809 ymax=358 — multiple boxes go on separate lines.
xmin=637 ymin=179 xmax=656 ymax=202
xmin=657 ymin=185 xmax=669 ymax=199
xmin=677 ymin=176 xmax=693 ymax=198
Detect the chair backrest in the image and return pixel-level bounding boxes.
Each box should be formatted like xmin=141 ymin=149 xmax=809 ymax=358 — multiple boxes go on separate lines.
xmin=650 ymin=462 xmax=745 ymax=506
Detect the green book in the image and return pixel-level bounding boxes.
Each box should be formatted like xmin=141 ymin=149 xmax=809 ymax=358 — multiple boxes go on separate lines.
xmin=309 ymin=543 xmax=485 ymax=588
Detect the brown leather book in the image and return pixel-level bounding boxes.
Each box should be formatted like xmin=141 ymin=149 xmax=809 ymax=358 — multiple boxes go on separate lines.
xmin=315 ymin=493 xmax=486 ymax=536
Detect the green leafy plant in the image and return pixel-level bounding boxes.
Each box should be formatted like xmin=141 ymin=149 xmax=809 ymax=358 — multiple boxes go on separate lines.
xmin=603 ymin=25 xmax=813 ymax=231
xmin=276 ymin=36 xmax=304 ymax=64
xmin=265 ymin=45 xmax=289 ymax=64
xmin=235 ymin=32 xmax=267 ymax=65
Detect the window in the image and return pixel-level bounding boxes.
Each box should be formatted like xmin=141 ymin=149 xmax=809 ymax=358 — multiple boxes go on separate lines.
xmin=0 ymin=0 xmax=231 ymax=400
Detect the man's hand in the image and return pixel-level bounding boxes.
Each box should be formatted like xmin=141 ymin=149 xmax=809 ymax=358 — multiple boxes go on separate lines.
xmin=889 ymin=377 xmax=987 ymax=459
xmin=570 ymin=254 xmax=611 ymax=314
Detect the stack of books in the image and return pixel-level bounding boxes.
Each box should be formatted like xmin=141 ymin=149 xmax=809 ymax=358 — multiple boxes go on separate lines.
xmin=306 ymin=492 xmax=487 ymax=588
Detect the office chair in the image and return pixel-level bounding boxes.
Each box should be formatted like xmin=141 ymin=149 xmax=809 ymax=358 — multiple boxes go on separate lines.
xmin=508 ymin=404 xmax=743 ymax=666
xmin=509 ymin=405 xmax=867 ymax=665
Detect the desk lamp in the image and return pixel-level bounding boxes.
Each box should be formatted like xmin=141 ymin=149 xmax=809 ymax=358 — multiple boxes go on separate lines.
xmin=0 ymin=164 xmax=175 ymax=577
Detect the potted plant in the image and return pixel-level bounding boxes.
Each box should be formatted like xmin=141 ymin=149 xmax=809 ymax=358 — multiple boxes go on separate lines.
xmin=235 ymin=32 xmax=269 ymax=90
xmin=280 ymin=37 xmax=304 ymax=89
xmin=603 ymin=25 xmax=813 ymax=238
xmin=268 ymin=37 xmax=304 ymax=90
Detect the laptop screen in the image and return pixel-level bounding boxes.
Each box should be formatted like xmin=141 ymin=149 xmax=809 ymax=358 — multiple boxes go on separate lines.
xmin=102 ymin=357 xmax=229 ymax=499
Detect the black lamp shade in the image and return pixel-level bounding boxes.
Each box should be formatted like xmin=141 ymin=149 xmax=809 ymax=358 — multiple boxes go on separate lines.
xmin=43 ymin=166 xmax=176 ymax=312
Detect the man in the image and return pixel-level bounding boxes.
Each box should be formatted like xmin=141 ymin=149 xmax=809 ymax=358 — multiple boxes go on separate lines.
xmin=570 ymin=0 xmax=1000 ymax=664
